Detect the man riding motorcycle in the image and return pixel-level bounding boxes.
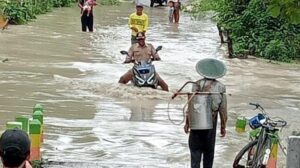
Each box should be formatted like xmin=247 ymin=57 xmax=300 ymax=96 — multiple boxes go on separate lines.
xmin=118 ymin=32 xmax=169 ymax=91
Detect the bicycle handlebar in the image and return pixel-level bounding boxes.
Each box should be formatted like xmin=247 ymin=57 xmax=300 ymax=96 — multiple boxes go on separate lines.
xmin=268 ymin=120 xmax=287 ymax=128
xmin=249 ymin=102 xmax=287 ymax=129
xmin=249 ymin=102 xmax=265 ymax=111
xmin=249 ymin=102 xmax=258 ymax=106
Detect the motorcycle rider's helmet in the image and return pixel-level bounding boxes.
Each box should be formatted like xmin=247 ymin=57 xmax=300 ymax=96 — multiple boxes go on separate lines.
xmin=136 ymin=32 xmax=145 ymax=40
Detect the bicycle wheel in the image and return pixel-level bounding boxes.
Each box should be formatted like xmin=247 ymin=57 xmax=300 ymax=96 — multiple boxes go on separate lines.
xmin=233 ymin=140 xmax=258 ymax=168
xmin=252 ymin=137 xmax=272 ymax=168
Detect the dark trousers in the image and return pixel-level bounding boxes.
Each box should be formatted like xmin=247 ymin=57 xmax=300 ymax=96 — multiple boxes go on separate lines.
xmin=81 ymin=14 xmax=94 ymax=32
xmin=188 ymin=120 xmax=217 ymax=168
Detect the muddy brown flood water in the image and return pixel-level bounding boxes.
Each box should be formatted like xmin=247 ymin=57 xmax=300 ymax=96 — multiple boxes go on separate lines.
xmin=0 ymin=1 xmax=299 ymax=168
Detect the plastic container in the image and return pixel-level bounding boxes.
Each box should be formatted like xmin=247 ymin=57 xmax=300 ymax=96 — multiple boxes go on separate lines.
xmin=249 ymin=113 xmax=265 ymax=129
xmin=235 ymin=116 xmax=247 ymax=133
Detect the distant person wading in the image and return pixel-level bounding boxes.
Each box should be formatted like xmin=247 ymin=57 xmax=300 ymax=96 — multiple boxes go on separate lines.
xmin=78 ymin=0 xmax=97 ymax=32
xmin=168 ymin=0 xmax=180 ymax=23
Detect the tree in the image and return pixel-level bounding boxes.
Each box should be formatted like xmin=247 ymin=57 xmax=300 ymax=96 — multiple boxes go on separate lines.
xmin=266 ymin=0 xmax=300 ymax=24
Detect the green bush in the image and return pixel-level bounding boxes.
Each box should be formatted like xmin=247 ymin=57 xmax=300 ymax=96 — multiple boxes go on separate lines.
xmin=1 ymin=0 xmax=78 ymax=24
xmin=31 ymin=160 xmax=42 ymax=168
xmin=3 ymin=3 xmax=32 ymax=24
xmin=1 ymin=0 xmax=118 ymax=25
xmin=100 ymin=0 xmax=120 ymax=6
xmin=265 ymin=40 xmax=296 ymax=62
xmin=186 ymin=0 xmax=300 ymax=62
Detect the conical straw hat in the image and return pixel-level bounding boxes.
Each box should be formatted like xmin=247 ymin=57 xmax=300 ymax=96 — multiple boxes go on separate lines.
xmin=195 ymin=58 xmax=226 ymax=79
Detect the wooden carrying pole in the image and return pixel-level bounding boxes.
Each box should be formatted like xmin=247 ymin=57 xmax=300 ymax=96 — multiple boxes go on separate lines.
xmin=171 ymin=81 xmax=224 ymax=99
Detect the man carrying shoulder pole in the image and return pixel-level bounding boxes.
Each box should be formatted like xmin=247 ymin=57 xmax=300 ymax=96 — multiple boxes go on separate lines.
xmin=184 ymin=58 xmax=228 ymax=168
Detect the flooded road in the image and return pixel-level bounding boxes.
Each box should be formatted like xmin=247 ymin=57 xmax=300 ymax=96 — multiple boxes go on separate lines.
xmin=0 ymin=1 xmax=300 ymax=168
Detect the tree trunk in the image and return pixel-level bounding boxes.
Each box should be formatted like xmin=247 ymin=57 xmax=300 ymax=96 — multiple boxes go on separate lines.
xmin=227 ymin=31 xmax=234 ymax=58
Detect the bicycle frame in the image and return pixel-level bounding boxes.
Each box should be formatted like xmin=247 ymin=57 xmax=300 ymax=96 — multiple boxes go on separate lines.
xmin=251 ymin=126 xmax=280 ymax=168
xmin=233 ymin=103 xmax=287 ymax=168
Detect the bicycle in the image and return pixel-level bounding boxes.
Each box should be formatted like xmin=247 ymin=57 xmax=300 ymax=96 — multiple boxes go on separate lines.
xmin=233 ymin=103 xmax=287 ymax=168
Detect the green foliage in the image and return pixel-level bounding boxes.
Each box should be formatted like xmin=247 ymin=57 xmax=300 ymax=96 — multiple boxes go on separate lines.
xmin=31 ymin=160 xmax=42 ymax=168
xmin=100 ymin=0 xmax=120 ymax=6
xmin=182 ymin=0 xmax=224 ymax=14
xmin=3 ymin=2 xmax=33 ymax=24
xmin=0 ymin=2 xmax=5 ymax=11
xmin=0 ymin=0 xmax=77 ymax=24
xmin=264 ymin=39 xmax=296 ymax=62
xmin=266 ymin=0 xmax=300 ymax=24
xmin=187 ymin=0 xmax=300 ymax=62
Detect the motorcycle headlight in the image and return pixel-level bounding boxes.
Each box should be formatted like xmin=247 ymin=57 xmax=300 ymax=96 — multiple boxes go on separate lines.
xmin=135 ymin=75 xmax=145 ymax=85
xmin=147 ymin=73 xmax=155 ymax=84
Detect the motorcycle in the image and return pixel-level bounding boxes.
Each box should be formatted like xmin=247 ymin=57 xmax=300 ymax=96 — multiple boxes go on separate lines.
xmin=150 ymin=0 xmax=167 ymax=7
xmin=120 ymin=45 xmax=162 ymax=89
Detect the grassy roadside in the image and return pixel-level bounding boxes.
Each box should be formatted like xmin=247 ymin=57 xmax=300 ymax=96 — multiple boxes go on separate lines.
xmin=181 ymin=0 xmax=300 ymax=63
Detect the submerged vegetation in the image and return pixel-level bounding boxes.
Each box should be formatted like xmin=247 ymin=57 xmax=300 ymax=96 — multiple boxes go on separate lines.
xmin=184 ymin=0 xmax=300 ymax=62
